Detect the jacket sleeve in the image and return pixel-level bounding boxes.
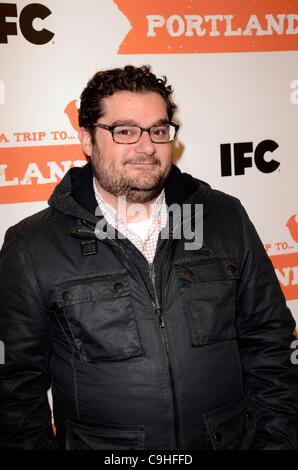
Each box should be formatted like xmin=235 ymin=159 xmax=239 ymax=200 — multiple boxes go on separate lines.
xmin=0 ymin=226 xmax=57 ymax=449
xmin=235 ymin=202 xmax=297 ymax=450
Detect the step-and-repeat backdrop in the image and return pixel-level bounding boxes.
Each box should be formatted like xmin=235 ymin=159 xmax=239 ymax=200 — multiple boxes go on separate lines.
xmin=0 ymin=0 xmax=297 ymax=321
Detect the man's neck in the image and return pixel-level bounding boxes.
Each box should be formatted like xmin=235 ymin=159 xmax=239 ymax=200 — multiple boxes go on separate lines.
xmin=94 ymin=179 xmax=157 ymax=224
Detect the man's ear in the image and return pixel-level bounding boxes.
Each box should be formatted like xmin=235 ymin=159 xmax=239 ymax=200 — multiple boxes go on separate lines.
xmin=78 ymin=128 xmax=93 ymax=157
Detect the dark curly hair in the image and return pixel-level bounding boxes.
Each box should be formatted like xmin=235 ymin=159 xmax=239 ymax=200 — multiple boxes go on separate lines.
xmin=78 ymin=65 xmax=176 ymax=143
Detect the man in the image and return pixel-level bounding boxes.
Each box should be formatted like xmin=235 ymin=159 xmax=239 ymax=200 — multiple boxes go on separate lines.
xmin=0 ymin=65 xmax=296 ymax=450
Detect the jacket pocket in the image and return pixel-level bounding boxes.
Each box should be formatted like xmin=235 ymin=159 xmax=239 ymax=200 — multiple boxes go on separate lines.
xmin=54 ymin=270 xmax=143 ymax=362
xmin=65 ymin=417 xmax=145 ymax=450
xmin=204 ymin=398 xmax=256 ymax=450
xmin=175 ymin=257 xmax=240 ymax=346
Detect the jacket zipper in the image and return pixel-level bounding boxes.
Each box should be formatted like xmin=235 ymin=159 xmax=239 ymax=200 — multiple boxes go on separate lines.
xmin=148 ymin=261 xmax=181 ymax=449
xmin=148 ymin=263 xmax=164 ymax=328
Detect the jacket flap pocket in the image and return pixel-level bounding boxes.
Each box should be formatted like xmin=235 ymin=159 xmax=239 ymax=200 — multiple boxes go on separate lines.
xmin=175 ymin=257 xmax=238 ymax=346
xmin=204 ymin=398 xmax=249 ymax=450
xmin=175 ymin=257 xmax=240 ymax=283
xmin=55 ymin=270 xmax=130 ymax=307
xmin=65 ymin=417 xmax=145 ymax=450
xmin=54 ymin=269 xmax=143 ymax=362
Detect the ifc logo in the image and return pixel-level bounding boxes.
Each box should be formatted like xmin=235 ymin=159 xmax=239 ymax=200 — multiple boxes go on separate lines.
xmin=0 ymin=2 xmax=54 ymax=44
xmin=220 ymin=140 xmax=280 ymax=176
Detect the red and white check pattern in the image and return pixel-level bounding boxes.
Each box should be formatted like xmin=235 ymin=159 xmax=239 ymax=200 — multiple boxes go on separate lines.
xmin=93 ymin=178 xmax=168 ymax=263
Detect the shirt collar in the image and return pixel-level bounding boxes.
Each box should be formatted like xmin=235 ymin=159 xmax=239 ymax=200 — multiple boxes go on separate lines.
xmin=93 ymin=177 xmax=167 ymax=233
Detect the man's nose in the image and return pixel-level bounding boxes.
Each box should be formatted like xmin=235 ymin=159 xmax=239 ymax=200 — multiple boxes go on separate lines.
xmin=135 ymin=130 xmax=155 ymax=154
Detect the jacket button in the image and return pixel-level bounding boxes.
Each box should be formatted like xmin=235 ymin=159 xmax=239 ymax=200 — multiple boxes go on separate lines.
xmin=62 ymin=291 xmax=73 ymax=301
xmin=184 ymin=269 xmax=193 ymax=279
xmin=214 ymin=432 xmax=222 ymax=442
xmin=246 ymin=410 xmax=253 ymax=420
xmin=114 ymin=282 xmax=123 ymax=291
xmin=227 ymin=264 xmax=237 ymax=273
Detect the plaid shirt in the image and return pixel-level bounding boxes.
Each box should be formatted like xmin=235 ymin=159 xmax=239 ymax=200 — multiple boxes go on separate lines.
xmin=93 ymin=178 xmax=168 ymax=264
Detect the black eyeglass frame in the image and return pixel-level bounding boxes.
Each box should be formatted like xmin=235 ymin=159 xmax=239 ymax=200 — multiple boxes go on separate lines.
xmin=92 ymin=121 xmax=179 ymax=144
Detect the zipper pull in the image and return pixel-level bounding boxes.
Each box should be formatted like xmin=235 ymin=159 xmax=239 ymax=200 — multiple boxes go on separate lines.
xmin=157 ymin=309 xmax=165 ymax=329
xmin=149 ymin=263 xmax=164 ymax=328
xmin=148 ymin=262 xmax=154 ymax=279
xmin=152 ymin=301 xmax=164 ymax=328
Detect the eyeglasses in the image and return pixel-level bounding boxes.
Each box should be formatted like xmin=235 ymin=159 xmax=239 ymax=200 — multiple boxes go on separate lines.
xmin=93 ymin=122 xmax=179 ymax=144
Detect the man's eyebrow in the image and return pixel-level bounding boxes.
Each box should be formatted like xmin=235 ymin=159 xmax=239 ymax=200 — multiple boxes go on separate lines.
xmin=109 ymin=118 xmax=170 ymax=126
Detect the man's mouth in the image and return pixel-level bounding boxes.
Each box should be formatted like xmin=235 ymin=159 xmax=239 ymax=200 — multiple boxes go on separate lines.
xmin=129 ymin=161 xmax=156 ymax=165
xmin=126 ymin=158 xmax=159 ymax=166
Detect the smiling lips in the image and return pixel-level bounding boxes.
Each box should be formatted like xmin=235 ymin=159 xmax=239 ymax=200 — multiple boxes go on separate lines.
xmin=126 ymin=158 xmax=159 ymax=166
xmin=130 ymin=161 xmax=156 ymax=165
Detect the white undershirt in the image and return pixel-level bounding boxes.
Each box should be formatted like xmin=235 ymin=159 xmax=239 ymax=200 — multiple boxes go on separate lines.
xmin=126 ymin=214 xmax=154 ymax=242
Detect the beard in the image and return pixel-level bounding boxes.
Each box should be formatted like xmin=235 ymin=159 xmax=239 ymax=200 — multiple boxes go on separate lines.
xmin=91 ymin=146 xmax=172 ymax=203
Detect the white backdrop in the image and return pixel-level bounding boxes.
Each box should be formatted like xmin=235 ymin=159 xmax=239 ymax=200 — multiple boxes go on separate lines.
xmin=0 ymin=0 xmax=297 ymax=320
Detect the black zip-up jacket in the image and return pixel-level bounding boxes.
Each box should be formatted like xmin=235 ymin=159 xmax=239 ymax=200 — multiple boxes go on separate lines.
xmin=0 ymin=163 xmax=296 ymax=450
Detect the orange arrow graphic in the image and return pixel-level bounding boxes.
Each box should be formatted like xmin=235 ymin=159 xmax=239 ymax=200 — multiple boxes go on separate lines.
xmin=287 ymin=215 xmax=298 ymax=244
xmin=64 ymin=100 xmax=80 ymax=132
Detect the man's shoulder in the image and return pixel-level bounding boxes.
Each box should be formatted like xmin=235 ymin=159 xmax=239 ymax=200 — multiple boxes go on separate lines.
xmin=207 ymin=186 xmax=241 ymax=208
xmin=5 ymin=206 xmax=64 ymax=243
xmin=187 ymin=179 xmax=245 ymax=232
xmin=189 ymin=174 xmax=241 ymax=210
xmin=173 ymin=166 xmax=239 ymax=205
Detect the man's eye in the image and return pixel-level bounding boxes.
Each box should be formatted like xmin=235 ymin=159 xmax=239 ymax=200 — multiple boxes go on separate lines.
xmin=115 ymin=127 xmax=135 ymax=136
xmin=152 ymin=127 xmax=168 ymax=136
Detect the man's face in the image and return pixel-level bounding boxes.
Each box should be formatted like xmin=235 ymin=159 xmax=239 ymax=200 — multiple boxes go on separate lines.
xmin=80 ymin=91 xmax=173 ymax=203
